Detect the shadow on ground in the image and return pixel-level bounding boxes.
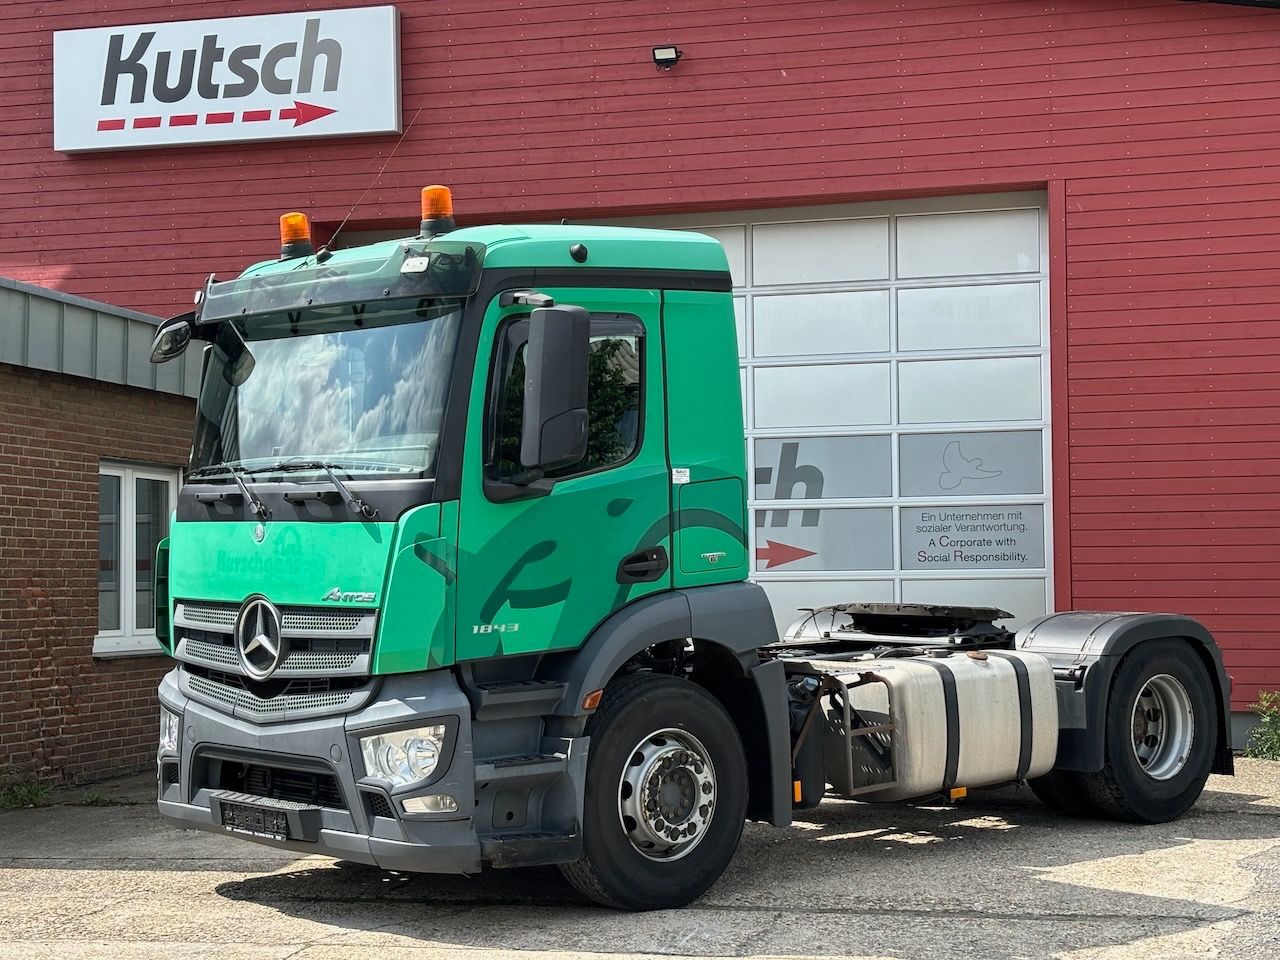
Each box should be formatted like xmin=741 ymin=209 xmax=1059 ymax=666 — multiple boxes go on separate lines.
xmin=207 ymin=781 xmax=1280 ymax=958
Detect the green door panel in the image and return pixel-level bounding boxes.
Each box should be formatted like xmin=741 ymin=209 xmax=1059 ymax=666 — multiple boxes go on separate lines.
xmin=455 ymin=288 xmax=671 ymax=663
xmin=662 ymin=289 xmax=749 ymax=589
xmin=676 ymin=478 xmax=749 ymax=582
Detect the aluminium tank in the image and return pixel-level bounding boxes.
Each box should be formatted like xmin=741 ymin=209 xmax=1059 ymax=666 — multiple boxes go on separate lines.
xmin=822 ymin=650 xmax=1058 ymax=801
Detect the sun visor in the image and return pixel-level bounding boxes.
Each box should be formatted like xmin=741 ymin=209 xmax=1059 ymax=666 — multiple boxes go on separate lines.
xmin=195 ymin=239 xmax=486 ymax=325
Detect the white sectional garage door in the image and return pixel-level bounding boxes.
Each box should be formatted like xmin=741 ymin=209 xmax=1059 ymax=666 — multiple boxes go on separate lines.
xmin=618 ymin=192 xmax=1051 ymax=636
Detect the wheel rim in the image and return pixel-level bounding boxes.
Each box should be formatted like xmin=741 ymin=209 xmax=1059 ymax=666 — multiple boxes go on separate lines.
xmin=1130 ymin=673 xmax=1195 ymax=781
xmin=617 ymin=727 xmax=717 ymax=861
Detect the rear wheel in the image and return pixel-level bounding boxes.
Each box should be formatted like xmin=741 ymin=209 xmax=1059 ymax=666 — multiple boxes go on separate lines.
xmin=559 ymin=672 xmax=748 ymax=910
xmin=1032 ymin=639 xmax=1215 ymax=823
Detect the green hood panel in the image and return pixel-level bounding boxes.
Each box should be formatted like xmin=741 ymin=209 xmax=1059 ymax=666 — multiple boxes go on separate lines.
xmin=168 ymin=519 xmax=396 ymax=607
xmin=167 ymin=505 xmax=456 ymax=675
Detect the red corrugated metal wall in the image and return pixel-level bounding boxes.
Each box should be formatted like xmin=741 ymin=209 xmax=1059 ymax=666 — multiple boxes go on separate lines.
xmin=1 ymin=0 xmax=1277 ymax=708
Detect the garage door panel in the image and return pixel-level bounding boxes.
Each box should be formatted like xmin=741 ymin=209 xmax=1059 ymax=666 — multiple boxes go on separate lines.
xmin=754 ymin=363 xmax=891 ymax=428
xmin=763 ymin=579 xmax=896 ymax=636
xmin=753 ymin=506 xmax=894 ymax=572
xmin=754 ymin=435 xmax=893 ymax=500
xmin=754 ymin=290 xmax=890 ymax=357
xmin=689 ymin=225 xmax=746 ymax=287
xmin=752 ymin=218 xmax=890 ymax=286
xmin=733 ymin=296 xmax=746 ymax=357
xmin=897 ymin=208 xmax=1040 ymax=279
xmin=900 ymin=577 xmax=1048 ymax=628
xmin=898 ymin=282 xmax=1042 ymax=351
xmin=899 ymin=356 xmax=1042 ymax=423
xmin=901 ymin=505 xmax=1046 ymax=570
xmin=899 ymin=430 xmax=1044 ymax=497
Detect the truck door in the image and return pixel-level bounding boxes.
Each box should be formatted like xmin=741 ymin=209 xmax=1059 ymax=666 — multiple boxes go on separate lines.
xmin=454 ymin=288 xmax=670 ymax=662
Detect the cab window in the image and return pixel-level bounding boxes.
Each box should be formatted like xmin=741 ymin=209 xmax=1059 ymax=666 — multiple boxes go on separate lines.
xmin=487 ymin=316 xmax=644 ymax=482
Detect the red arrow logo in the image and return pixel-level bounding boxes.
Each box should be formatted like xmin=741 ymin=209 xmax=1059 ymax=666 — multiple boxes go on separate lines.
xmin=279 ymin=101 xmax=337 ymax=126
xmin=97 ymin=102 xmax=339 ymax=132
xmin=755 ymin=540 xmax=817 ymax=569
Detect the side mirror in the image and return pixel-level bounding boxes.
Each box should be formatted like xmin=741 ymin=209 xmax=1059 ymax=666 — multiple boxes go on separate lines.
xmin=222 ymin=340 xmax=256 ymax=387
xmin=521 ymin=304 xmax=590 ymax=471
xmin=219 ymin=329 xmax=256 ymax=387
xmin=150 ymin=314 xmax=194 ymax=363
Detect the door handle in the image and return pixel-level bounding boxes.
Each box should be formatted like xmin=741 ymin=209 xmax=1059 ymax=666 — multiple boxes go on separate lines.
xmin=617 ymin=546 xmax=669 ymax=584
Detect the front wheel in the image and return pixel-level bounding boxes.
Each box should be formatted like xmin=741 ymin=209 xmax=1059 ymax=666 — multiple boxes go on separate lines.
xmin=559 ymin=672 xmax=748 ymax=910
xmin=1031 ymin=639 xmax=1216 ymax=823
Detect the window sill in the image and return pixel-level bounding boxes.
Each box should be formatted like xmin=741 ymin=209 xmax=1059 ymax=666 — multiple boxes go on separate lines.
xmin=92 ymin=633 xmax=168 ymax=659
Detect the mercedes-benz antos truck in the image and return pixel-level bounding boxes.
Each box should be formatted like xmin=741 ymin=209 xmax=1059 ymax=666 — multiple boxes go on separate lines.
xmin=149 ymin=186 xmax=1233 ymax=910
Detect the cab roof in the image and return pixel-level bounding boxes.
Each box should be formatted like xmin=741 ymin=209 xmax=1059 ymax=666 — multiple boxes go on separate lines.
xmin=239 ymin=223 xmax=731 ymax=280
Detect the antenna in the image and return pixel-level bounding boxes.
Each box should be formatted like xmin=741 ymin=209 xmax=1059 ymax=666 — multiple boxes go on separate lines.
xmin=325 ymin=105 xmax=425 ymax=251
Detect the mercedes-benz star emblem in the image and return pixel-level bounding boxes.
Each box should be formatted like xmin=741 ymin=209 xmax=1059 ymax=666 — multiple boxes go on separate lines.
xmin=235 ymin=596 xmax=285 ymax=680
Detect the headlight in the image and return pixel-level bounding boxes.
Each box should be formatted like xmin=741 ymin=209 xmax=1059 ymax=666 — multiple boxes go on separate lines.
xmin=159 ymin=707 xmax=181 ymax=754
xmin=360 ymin=725 xmax=446 ymax=787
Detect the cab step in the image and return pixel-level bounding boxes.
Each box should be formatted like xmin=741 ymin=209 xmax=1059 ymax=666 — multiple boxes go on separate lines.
xmin=474 ymin=752 xmax=567 ymax=783
xmin=471 ymin=679 xmax=567 ymax=721
xmin=480 ymin=830 xmax=581 ymax=868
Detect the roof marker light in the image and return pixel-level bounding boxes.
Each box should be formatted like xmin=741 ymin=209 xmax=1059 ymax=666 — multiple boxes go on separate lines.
xmin=279 ymin=212 xmax=314 ymax=260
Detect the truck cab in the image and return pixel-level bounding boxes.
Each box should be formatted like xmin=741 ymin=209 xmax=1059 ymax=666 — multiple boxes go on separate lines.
xmin=152 ymin=188 xmax=1233 ymax=911
xmin=154 ymin=193 xmax=790 ymax=904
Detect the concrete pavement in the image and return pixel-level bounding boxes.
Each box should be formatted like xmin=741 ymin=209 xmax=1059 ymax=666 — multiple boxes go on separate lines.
xmin=0 ymin=760 xmax=1277 ymax=959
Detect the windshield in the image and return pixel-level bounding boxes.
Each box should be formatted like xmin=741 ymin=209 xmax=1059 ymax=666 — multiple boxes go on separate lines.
xmin=191 ymin=298 xmax=463 ymax=479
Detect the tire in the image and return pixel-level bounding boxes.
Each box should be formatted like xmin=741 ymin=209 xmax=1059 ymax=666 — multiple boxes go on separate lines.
xmin=558 ymin=672 xmax=748 ymax=910
xmin=1038 ymin=639 xmax=1216 ymax=824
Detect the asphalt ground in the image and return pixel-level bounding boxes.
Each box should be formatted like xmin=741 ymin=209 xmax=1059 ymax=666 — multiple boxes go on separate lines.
xmin=0 ymin=760 xmax=1277 ymax=960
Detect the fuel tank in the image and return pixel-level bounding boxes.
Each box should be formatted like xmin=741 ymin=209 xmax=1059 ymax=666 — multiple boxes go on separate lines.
xmin=820 ymin=650 xmax=1058 ymax=801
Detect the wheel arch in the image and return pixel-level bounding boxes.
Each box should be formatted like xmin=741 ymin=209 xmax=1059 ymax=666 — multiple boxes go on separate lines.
xmin=1018 ymin=611 xmax=1234 ymax=775
xmin=540 ymin=583 xmax=792 ymax=826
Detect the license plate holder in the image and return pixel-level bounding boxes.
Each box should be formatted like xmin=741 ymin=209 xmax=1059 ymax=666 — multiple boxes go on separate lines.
xmin=219 ymin=799 xmax=290 ymax=840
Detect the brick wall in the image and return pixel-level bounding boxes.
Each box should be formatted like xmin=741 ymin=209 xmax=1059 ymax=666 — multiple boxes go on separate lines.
xmin=0 ymin=362 xmax=193 ymax=784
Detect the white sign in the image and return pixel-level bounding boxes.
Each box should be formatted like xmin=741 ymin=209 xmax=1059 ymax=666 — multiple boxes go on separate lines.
xmin=53 ymin=6 xmax=400 ymax=152
xmin=900 ymin=505 xmax=1046 ymax=570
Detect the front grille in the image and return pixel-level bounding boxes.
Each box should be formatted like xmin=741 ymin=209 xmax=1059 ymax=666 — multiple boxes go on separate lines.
xmin=366 ymin=792 xmax=394 ymax=820
xmin=182 ymin=603 xmax=238 ymax=628
xmin=216 ymin=760 xmax=346 ymax=810
xmin=281 ymin=609 xmax=366 ymax=633
xmin=182 ymin=665 xmax=371 ymax=720
xmin=184 ymin=636 xmax=240 ymax=668
xmin=179 ymin=601 xmax=369 ymax=634
xmin=172 ymin=600 xmax=375 ymax=684
xmin=179 ymin=629 xmax=367 ymax=674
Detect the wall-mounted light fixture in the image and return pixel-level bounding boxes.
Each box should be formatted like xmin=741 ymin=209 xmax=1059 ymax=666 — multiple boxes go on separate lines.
xmin=652 ymin=46 xmax=683 ymax=70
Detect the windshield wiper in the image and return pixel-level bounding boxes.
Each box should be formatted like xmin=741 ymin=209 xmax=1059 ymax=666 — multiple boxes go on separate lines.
xmin=221 ymin=461 xmax=271 ymax=521
xmin=252 ymin=459 xmax=378 ymax=519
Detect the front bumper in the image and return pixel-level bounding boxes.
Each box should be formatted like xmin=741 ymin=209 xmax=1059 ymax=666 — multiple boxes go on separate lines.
xmin=156 ymin=667 xmax=481 ymax=874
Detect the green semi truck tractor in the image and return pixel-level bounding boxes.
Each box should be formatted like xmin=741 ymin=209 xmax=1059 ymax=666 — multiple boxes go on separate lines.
xmin=150 ymin=187 xmax=1234 ymax=910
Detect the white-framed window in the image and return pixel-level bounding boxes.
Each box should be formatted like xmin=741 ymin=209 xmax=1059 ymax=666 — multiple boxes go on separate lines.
xmin=94 ymin=462 xmax=181 ymax=657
